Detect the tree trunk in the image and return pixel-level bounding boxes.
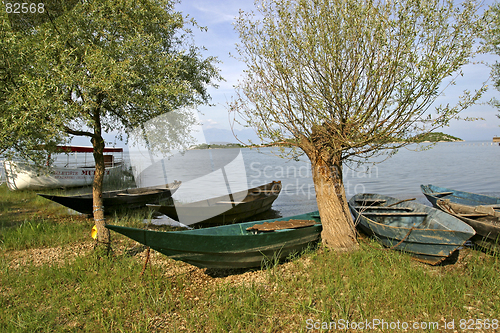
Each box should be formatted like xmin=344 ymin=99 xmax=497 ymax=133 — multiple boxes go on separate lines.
xmin=91 ymin=108 xmax=110 ymax=253
xmin=311 ymin=155 xmax=358 ymax=251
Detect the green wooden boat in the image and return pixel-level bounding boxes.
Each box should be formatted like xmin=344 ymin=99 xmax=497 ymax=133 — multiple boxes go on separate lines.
xmin=349 ymin=193 xmax=475 ymax=265
xmin=106 ymin=211 xmax=322 ymax=269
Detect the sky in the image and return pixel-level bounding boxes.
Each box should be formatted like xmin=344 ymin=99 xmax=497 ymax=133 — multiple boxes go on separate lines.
xmin=172 ymin=0 xmax=500 ymax=143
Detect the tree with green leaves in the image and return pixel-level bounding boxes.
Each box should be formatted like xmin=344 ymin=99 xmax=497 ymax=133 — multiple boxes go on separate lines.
xmin=484 ymin=1 xmax=500 ymax=116
xmin=232 ymin=0 xmax=485 ymax=250
xmin=1 ymin=0 xmax=221 ymax=251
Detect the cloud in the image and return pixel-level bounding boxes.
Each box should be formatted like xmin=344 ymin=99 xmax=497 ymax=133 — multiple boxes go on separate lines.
xmin=203 ymin=118 xmax=219 ymax=127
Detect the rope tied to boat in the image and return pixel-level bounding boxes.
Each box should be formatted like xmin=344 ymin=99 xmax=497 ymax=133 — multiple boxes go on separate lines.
xmin=140 ymin=247 xmax=151 ymax=277
xmin=389 ymin=227 xmax=415 ymax=250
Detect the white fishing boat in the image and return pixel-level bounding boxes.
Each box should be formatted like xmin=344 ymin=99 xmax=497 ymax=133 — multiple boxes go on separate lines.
xmin=3 ymin=146 xmax=123 ymax=190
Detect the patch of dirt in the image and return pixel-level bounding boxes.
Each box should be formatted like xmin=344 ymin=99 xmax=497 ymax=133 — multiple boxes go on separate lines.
xmin=119 ymin=243 xmax=279 ymax=288
xmin=5 ymin=242 xmax=95 ymax=269
xmin=3 ymin=240 xmax=280 ymax=289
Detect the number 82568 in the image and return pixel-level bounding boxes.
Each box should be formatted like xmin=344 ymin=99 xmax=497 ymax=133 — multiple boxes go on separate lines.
xmin=4 ymin=2 xmax=45 ymax=14
xmin=459 ymin=319 xmax=499 ymax=330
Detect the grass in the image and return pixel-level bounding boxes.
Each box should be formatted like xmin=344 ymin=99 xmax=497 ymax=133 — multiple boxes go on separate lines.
xmin=1 ymin=183 xmax=500 ymax=332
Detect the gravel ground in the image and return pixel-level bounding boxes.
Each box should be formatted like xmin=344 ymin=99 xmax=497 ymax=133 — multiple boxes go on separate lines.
xmin=3 ymin=238 xmax=299 ymax=287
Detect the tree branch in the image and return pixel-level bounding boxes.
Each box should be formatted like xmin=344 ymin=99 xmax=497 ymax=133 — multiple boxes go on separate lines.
xmin=63 ymin=126 xmax=94 ymax=138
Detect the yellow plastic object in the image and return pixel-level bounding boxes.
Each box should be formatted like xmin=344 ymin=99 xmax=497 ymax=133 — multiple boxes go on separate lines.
xmin=91 ymin=225 xmax=97 ymax=239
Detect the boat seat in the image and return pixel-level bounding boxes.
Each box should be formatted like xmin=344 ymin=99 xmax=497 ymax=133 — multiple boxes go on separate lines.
xmin=246 ymin=219 xmax=317 ymax=232
xmin=363 ymin=212 xmax=428 ymax=228
xmin=116 ymin=192 xmax=150 ymax=196
xmin=354 ymin=206 xmax=413 ymax=211
xmin=362 ymin=212 xmax=427 ymax=217
xmin=354 ymin=199 xmax=386 ymax=206
xmin=432 ymin=191 xmax=453 ymax=197
xmin=459 ymin=213 xmax=489 ymax=218
xmin=216 ymin=201 xmax=246 ymax=204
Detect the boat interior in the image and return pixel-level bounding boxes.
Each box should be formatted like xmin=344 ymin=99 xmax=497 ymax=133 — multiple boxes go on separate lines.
xmin=352 ymin=199 xmax=455 ymax=229
xmin=439 ymin=200 xmax=500 ymax=224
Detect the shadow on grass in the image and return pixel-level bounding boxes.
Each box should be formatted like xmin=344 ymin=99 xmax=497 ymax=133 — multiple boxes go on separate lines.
xmin=204 ymin=242 xmax=321 ymax=278
xmin=205 ymin=267 xmax=256 ymax=278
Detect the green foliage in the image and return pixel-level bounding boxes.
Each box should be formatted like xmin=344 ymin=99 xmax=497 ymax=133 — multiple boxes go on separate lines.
xmin=412 ymin=132 xmax=463 ymax=143
xmin=232 ymin=0 xmax=486 ymax=163
xmin=0 ymin=8 xmax=69 ymax=162
xmin=5 ymin=0 xmax=80 ymax=31
xmin=484 ymin=2 xmax=500 ymax=118
xmin=0 ymin=0 xmax=221 ymax=163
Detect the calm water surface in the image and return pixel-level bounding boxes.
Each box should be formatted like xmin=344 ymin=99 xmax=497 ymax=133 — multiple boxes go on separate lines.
xmin=130 ymin=141 xmax=500 ymax=219
xmin=2 ymin=142 xmax=496 ymax=219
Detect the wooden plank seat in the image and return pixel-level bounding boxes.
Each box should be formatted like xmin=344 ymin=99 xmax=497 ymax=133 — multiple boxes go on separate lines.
xmin=361 ymin=212 xmax=428 ymax=217
xmin=116 ymin=190 xmax=163 ymax=196
xmin=354 ymin=206 xmax=414 ymax=211
xmin=354 ymin=199 xmax=387 ymax=205
xmin=458 ymin=213 xmax=490 ymax=218
xmin=246 ymin=219 xmax=317 ymax=232
xmin=216 ymin=201 xmax=246 ymax=204
xmin=433 ymin=191 xmax=453 ymax=197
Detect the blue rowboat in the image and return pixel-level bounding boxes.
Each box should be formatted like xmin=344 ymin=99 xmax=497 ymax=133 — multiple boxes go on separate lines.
xmin=421 ymin=185 xmax=500 ymax=252
xmin=349 ymin=193 xmax=475 ymax=265
xmin=436 ymin=199 xmax=500 ymax=253
xmin=421 ymin=184 xmax=500 ymax=208
xmin=106 ymin=211 xmax=322 ymax=269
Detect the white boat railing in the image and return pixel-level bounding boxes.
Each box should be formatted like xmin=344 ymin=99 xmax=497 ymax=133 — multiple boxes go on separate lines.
xmin=2 ymin=147 xmax=125 ymax=190
xmin=49 ymin=152 xmax=124 ymax=169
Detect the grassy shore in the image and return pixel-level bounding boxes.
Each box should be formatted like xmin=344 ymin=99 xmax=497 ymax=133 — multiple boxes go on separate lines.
xmin=1 ymin=184 xmax=499 ymax=332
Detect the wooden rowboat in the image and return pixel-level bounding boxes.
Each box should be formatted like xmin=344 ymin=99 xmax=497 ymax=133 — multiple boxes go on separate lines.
xmin=349 ymin=193 xmax=475 ymax=265
xmin=38 ymin=181 xmax=181 ymax=215
xmin=436 ymin=199 xmax=500 ymax=253
xmin=147 ymin=181 xmax=282 ymax=226
xmin=106 ymin=211 xmax=322 ymax=269
xmin=421 ymin=184 xmax=500 ymax=208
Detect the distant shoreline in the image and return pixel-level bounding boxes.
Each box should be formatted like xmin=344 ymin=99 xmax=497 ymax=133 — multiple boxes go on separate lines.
xmin=189 ymin=132 xmax=464 ymax=150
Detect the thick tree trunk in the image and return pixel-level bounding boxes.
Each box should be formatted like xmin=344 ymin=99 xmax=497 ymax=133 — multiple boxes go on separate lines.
xmin=91 ymin=108 xmax=110 ymax=253
xmin=311 ymin=155 xmax=358 ymax=251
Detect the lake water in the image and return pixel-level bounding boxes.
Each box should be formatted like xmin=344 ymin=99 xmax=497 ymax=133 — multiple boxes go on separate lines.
xmin=128 ymin=141 xmax=500 ymax=219
xmin=1 ymin=142 xmax=497 ymax=220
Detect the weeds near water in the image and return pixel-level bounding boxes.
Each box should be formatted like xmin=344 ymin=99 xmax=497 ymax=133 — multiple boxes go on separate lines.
xmin=1 ymin=216 xmax=92 ymax=251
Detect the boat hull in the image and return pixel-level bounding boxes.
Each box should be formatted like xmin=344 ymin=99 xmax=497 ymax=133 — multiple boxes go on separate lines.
xmin=4 ymin=161 xmax=122 ymax=190
xmin=38 ymin=182 xmax=181 ymax=215
xmin=349 ymin=193 xmax=475 ymax=265
xmin=436 ymin=199 xmax=500 ymax=252
xmin=106 ymin=211 xmax=322 ymax=269
xmin=421 ymin=184 xmax=500 ymax=208
xmin=149 ymin=181 xmax=282 ymax=226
